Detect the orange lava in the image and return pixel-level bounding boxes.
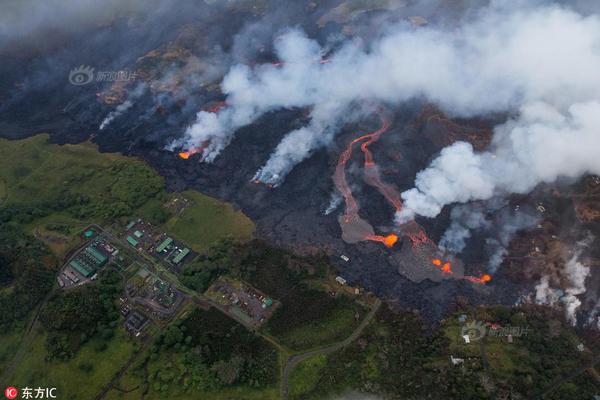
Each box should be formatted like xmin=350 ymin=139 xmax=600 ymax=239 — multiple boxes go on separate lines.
xmin=178 ymin=148 xmax=200 ymax=159
xmin=431 ymin=258 xmax=452 ymax=274
xmin=464 ymin=274 xmax=492 ymax=284
xmin=441 ymin=262 xmax=452 ymax=274
xmin=333 ymin=110 xmax=394 ymax=224
xmin=366 ymin=234 xmax=398 ymax=248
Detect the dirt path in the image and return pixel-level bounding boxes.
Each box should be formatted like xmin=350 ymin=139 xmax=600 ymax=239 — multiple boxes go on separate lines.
xmin=280 ymin=299 xmax=381 ymax=399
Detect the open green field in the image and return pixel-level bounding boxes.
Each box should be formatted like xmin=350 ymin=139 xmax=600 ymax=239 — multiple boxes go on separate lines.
xmin=165 ymin=191 xmax=254 ymax=252
xmin=0 ymin=134 xmax=161 ymax=212
xmin=0 ymin=134 xmax=255 ymax=257
xmin=9 ymin=328 xmax=135 ymax=400
xmin=0 ymin=327 xmax=24 ymax=377
xmin=288 ymin=354 xmax=327 ymax=398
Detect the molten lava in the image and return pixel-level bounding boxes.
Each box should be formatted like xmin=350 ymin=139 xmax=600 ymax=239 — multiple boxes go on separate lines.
xmin=464 ymin=274 xmax=492 ymax=284
xmin=431 ymin=258 xmax=452 ymax=274
xmin=178 ymin=148 xmax=200 ymax=159
xmin=333 ymin=110 xmax=402 ymax=247
xmin=441 ymin=262 xmax=452 ymax=274
xmin=366 ymin=234 xmax=399 ymax=248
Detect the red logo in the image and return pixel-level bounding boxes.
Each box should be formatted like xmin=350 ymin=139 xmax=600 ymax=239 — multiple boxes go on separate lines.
xmin=4 ymin=387 xmax=18 ymax=400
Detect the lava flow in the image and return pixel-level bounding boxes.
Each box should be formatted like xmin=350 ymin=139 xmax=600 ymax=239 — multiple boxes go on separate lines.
xmin=178 ymin=140 xmax=209 ymax=160
xmin=366 ymin=233 xmax=399 ymax=248
xmin=432 ymin=259 xmax=453 ymax=274
xmin=464 ymin=274 xmax=492 ymax=284
xmin=333 ymin=110 xmax=401 ymax=247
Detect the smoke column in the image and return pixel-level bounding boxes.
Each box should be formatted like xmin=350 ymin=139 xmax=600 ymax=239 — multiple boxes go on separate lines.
xmin=175 ymin=3 xmax=600 ymax=198
xmin=99 ymin=84 xmax=147 ymax=131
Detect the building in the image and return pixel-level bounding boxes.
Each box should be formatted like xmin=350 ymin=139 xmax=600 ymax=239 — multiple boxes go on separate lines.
xmin=126 ymin=236 xmax=139 ymax=247
xmin=156 ymin=237 xmax=173 ymax=253
xmin=172 ymin=247 xmax=190 ymax=264
xmin=68 ymin=245 xmax=108 ymax=278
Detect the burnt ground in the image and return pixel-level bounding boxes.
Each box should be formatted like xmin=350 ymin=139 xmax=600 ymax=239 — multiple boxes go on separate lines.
xmin=1 ymin=0 xmax=599 ymax=324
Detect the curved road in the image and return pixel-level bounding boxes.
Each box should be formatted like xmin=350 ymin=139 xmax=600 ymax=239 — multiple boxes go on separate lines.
xmin=281 ymin=299 xmax=381 ymax=399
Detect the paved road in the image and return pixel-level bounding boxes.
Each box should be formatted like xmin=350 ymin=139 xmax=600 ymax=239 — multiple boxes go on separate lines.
xmin=280 ymin=299 xmax=382 ymax=399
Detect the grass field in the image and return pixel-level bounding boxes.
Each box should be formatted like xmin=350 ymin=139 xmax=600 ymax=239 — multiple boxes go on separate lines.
xmin=265 ymin=291 xmax=364 ymax=351
xmin=9 ymin=328 xmax=135 ymax=400
xmin=0 ymin=134 xmax=154 ymax=208
xmin=165 ymin=191 xmax=254 ymax=252
xmin=288 ymin=354 xmax=327 ymax=398
xmin=0 ymin=327 xmax=24 ymax=378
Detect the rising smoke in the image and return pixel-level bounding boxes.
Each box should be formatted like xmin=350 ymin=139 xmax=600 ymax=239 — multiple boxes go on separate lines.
xmin=535 ymin=250 xmax=591 ymax=326
xmin=175 ymin=2 xmax=600 ymax=199
xmin=99 ymin=84 xmax=147 ymax=131
xmin=440 ymin=201 xmax=540 ymax=272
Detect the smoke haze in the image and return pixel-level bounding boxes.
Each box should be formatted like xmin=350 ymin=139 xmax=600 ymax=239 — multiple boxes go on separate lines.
xmin=174 ymin=2 xmax=600 ymax=204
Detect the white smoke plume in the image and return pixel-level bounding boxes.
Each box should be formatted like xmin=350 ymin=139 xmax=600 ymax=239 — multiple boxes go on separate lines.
xmin=535 ymin=246 xmax=591 ymax=326
xmin=175 ymin=2 xmax=600 ymax=192
xmin=440 ymin=201 xmax=539 ymax=272
xmin=99 ymin=84 xmax=147 ymax=131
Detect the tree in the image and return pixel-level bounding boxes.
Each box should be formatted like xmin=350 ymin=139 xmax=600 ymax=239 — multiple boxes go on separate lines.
xmin=211 ymin=355 xmax=244 ymax=385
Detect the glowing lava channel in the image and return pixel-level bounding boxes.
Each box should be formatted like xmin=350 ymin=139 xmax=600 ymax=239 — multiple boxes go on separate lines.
xmin=333 ymin=110 xmax=402 ymax=247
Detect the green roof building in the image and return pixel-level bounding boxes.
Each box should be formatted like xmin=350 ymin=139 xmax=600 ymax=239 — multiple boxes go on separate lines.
xmin=156 ymin=237 xmax=173 ymax=253
xmin=70 ymin=260 xmax=92 ymax=277
xmin=85 ymin=246 xmax=108 ymax=266
xmin=172 ymin=248 xmax=190 ymax=264
xmin=127 ymin=236 xmax=139 ymax=247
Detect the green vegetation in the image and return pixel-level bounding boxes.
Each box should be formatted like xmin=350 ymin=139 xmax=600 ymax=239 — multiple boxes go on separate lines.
xmin=289 ymin=355 xmax=327 ymax=398
xmin=10 ymin=328 xmax=135 ymax=400
xmin=289 ymin=304 xmax=600 ymax=400
xmin=165 ymin=191 xmax=254 ymax=252
xmin=40 ymin=269 xmax=122 ymax=360
xmin=105 ymin=308 xmax=279 ymax=400
xmin=180 ymin=239 xmax=365 ymax=350
xmin=0 ymin=224 xmax=54 ymax=331
xmin=0 ymin=135 xmax=164 ymax=226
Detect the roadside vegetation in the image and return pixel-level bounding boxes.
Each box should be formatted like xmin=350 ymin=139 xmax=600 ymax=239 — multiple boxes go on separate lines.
xmin=103 ymin=308 xmax=280 ymax=400
xmin=289 ymin=304 xmax=600 ymax=400
xmin=180 ymin=238 xmax=367 ymax=351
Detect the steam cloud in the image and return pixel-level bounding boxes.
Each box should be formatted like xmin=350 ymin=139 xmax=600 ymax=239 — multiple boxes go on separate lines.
xmin=439 ymin=201 xmax=540 ymax=272
xmin=175 ymin=2 xmax=600 ymax=196
xmin=535 ymin=250 xmax=591 ymax=326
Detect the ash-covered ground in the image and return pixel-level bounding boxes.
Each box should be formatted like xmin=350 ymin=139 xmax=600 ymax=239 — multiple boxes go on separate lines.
xmin=2 ymin=0 xmax=600 ymax=324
